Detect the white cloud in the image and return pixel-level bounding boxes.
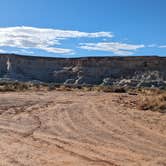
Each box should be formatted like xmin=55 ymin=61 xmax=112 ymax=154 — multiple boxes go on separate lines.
xmin=13 ymin=49 xmax=34 ymax=55
xmin=147 ymin=44 xmax=157 ymax=48
xmin=159 ymin=45 xmax=166 ymax=48
xmin=0 ymin=48 xmax=34 ymax=55
xmin=0 ymin=26 xmax=113 ymax=54
xmin=79 ymin=42 xmax=144 ymax=55
xmin=0 ymin=49 xmax=6 ymax=53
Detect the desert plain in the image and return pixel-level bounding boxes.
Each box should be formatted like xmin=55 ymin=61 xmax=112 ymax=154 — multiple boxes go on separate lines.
xmin=0 ymin=89 xmax=165 ymax=166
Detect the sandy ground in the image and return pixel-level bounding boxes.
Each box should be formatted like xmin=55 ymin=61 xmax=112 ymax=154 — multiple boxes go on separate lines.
xmin=0 ymin=90 xmax=165 ymax=166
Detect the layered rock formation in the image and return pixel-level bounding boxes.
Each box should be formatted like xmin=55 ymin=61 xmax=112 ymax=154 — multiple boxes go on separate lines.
xmin=0 ymin=53 xmax=166 ymax=87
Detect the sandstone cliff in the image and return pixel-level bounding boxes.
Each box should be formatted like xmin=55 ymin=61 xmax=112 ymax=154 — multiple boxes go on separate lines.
xmin=0 ymin=53 xmax=166 ymax=87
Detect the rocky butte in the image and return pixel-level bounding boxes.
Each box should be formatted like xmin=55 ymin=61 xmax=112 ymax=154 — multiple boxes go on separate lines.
xmin=0 ymin=53 xmax=166 ymax=88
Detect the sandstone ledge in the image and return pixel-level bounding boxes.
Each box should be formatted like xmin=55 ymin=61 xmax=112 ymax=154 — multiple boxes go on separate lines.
xmin=0 ymin=54 xmax=166 ymax=88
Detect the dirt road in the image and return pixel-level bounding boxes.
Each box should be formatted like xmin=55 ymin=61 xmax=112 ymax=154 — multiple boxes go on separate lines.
xmin=0 ymin=90 xmax=165 ymax=166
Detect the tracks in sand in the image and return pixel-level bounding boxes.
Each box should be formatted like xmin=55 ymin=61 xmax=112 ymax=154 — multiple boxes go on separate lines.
xmin=0 ymin=91 xmax=165 ymax=166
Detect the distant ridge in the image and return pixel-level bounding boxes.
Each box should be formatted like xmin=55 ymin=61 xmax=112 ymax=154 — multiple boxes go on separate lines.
xmin=0 ymin=53 xmax=166 ymax=88
xmin=0 ymin=53 xmax=164 ymax=59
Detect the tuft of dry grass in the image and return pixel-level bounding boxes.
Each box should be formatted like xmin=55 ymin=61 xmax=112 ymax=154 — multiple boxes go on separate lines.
xmin=0 ymin=82 xmax=29 ymax=91
xmin=92 ymin=85 xmax=126 ymax=93
xmin=138 ymin=89 xmax=166 ymax=113
xmin=0 ymin=82 xmax=43 ymax=92
xmin=0 ymin=82 xmax=128 ymax=93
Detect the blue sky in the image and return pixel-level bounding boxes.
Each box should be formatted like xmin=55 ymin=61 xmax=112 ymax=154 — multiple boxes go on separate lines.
xmin=0 ymin=0 xmax=166 ymax=57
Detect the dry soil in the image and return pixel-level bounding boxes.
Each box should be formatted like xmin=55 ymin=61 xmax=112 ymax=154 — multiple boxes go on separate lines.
xmin=0 ymin=90 xmax=165 ymax=166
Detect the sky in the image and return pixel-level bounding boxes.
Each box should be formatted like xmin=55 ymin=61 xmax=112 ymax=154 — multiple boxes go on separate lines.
xmin=0 ymin=0 xmax=166 ymax=57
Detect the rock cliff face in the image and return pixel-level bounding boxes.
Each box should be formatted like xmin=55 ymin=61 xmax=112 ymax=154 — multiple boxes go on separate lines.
xmin=0 ymin=53 xmax=166 ymax=87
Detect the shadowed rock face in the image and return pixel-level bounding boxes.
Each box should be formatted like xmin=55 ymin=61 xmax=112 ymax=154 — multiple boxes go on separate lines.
xmin=0 ymin=54 xmax=166 ymax=87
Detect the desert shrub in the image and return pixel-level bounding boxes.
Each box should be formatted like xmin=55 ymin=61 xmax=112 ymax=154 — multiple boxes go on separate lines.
xmin=111 ymin=87 xmax=126 ymax=93
xmin=92 ymin=85 xmax=126 ymax=93
xmin=138 ymin=89 xmax=166 ymax=113
xmin=0 ymin=82 xmax=32 ymax=92
xmin=56 ymin=85 xmax=72 ymax=91
xmin=82 ymin=86 xmax=92 ymax=91
xmin=47 ymin=84 xmax=55 ymax=91
xmin=100 ymin=86 xmax=113 ymax=92
xmin=16 ymin=82 xmax=29 ymax=90
xmin=0 ymin=84 xmax=15 ymax=92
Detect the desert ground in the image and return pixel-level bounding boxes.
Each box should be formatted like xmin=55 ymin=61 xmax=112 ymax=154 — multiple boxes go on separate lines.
xmin=0 ymin=90 xmax=165 ymax=166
